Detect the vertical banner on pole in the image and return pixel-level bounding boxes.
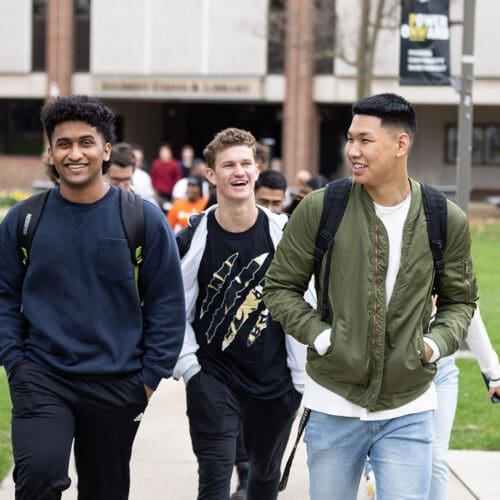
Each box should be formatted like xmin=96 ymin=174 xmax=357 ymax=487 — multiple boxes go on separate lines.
xmin=399 ymin=0 xmax=451 ymax=86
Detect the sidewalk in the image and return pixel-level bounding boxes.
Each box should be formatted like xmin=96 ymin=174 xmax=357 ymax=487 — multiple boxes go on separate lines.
xmin=0 ymin=379 xmax=498 ymax=499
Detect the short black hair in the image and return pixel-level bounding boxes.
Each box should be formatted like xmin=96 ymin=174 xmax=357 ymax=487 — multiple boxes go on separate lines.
xmin=255 ymin=169 xmax=287 ymax=193
xmin=109 ymin=142 xmax=136 ymax=168
xmin=40 ymin=95 xmax=116 ymax=173
xmin=307 ymin=175 xmax=329 ymax=190
xmin=352 ymin=93 xmax=416 ymax=141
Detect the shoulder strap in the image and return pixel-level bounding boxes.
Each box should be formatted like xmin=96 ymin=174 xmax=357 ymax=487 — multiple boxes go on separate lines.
xmin=314 ymin=177 xmax=352 ymax=321
xmin=420 ymin=182 xmax=447 ymax=295
xmin=176 ymin=212 xmax=204 ymax=259
xmin=17 ymin=189 xmax=52 ymax=266
xmin=119 ymin=189 xmax=145 ymax=293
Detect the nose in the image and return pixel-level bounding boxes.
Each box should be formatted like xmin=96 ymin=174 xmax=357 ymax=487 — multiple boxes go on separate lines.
xmin=345 ymin=140 xmax=361 ymax=160
xmin=68 ymin=143 xmax=83 ymax=160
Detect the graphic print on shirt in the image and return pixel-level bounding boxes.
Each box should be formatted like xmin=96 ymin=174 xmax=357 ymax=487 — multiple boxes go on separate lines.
xmin=200 ymin=253 xmax=238 ymax=323
xmin=200 ymin=252 xmax=271 ymax=350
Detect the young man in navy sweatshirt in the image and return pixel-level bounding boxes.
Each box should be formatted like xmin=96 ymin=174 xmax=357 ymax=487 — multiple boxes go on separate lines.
xmin=0 ymin=95 xmax=185 ymax=499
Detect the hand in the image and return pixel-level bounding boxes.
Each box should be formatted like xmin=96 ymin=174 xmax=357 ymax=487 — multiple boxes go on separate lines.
xmin=424 ymin=342 xmax=433 ymax=363
xmin=487 ymin=387 xmax=500 ymax=400
xmin=144 ymin=385 xmax=154 ymax=400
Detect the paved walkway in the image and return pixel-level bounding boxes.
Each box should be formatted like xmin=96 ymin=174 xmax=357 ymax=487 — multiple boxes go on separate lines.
xmin=1 ymin=379 xmax=498 ymax=499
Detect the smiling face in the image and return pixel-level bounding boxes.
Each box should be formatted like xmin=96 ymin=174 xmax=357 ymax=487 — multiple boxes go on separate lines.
xmin=48 ymin=120 xmax=111 ymax=201
xmin=205 ymin=145 xmax=258 ymax=204
xmin=345 ymin=114 xmax=409 ymax=190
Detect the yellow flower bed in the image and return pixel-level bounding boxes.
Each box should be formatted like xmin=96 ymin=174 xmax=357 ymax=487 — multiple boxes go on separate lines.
xmin=0 ymin=190 xmax=31 ymax=210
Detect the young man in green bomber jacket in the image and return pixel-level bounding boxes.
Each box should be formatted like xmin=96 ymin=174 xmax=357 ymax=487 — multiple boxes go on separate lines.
xmin=263 ymin=93 xmax=477 ymax=500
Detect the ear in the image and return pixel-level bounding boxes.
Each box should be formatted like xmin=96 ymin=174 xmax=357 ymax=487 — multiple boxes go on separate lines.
xmin=205 ymin=166 xmax=217 ymax=186
xmin=395 ymin=132 xmax=410 ymax=158
xmin=47 ymin=144 xmax=54 ymax=165
xmin=103 ymin=143 xmax=112 ymax=161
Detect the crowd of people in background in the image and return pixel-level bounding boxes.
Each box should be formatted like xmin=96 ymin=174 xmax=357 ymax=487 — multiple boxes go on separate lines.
xmin=93 ymin=136 xmax=334 ymax=233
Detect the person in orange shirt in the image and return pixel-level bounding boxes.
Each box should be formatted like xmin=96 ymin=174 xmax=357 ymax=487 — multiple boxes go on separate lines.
xmin=167 ymin=175 xmax=207 ymax=233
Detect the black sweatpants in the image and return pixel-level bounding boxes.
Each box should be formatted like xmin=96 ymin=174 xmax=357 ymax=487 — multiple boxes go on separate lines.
xmin=8 ymin=358 xmax=148 ymax=500
xmin=186 ymin=369 xmax=301 ymax=500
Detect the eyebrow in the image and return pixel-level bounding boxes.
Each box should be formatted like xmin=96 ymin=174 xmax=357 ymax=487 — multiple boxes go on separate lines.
xmin=54 ymin=134 xmax=96 ymax=143
xmin=346 ymin=131 xmax=375 ymax=138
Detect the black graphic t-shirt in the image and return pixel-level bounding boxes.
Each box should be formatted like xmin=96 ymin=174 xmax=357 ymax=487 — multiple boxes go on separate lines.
xmin=193 ymin=209 xmax=292 ymax=398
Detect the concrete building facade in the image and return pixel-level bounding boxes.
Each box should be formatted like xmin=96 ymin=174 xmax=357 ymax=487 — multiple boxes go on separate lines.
xmin=0 ymin=0 xmax=499 ymax=194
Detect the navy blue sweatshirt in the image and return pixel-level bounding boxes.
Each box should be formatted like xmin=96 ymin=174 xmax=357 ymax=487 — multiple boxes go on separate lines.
xmin=0 ymin=186 xmax=185 ymax=390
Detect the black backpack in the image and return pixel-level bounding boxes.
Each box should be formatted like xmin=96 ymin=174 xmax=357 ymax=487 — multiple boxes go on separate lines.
xmin=279 ymin=177 xmax=448 ymax=491
xmin=17 ymin=188 xmax=145 ymax=294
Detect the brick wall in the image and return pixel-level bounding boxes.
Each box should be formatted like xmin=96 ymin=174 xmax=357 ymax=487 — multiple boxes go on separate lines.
xmin=0 ymin=156 xmax=50 ymax=192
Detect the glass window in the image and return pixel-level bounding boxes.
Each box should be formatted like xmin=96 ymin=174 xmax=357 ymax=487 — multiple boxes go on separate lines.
xmin=445 ymin=124 xmax=500 ymax=166
xmin=485 ymin=126 xmax=500 ymax=164
xmin=74 ymin=0 xmax=91 ymax=72
xmin=0 ymin=99 xmax=44 ymax=155
xmin=314 ymin=0 xmax=335 ymax=74
xmin=32 ymin=0 xmax=46 ymax=71
xmin=267 ymin=0 xmax=285 ymax=74
xmin=267 ymin=0 xmax=335 ymax=74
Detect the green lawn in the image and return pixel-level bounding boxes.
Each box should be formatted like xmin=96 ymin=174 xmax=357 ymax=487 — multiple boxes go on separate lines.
xmin=0 ymin=371 xmax=12 ymax=482
xmin=451 ymin=222 xmax=500 ymax=449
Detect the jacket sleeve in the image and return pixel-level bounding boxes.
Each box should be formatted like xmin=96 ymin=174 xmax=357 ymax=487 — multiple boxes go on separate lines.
xmin=138 ymin=207 xmax=186 ymax=390
xmin=465 ymin=307 xmax=500 ymax=383
xmin=0 ymin=206 xmax=27 ymax=374
xmin=264 ymin=193 xmax=330 ymax=347
xmin=427 ymin=201 xmax=478 ymax=358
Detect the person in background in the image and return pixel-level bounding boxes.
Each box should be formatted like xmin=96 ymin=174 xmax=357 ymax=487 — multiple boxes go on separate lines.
xmin=254 ymin=170 xmax=287 ymax=213
xmin=255 ymin=143 xmax=270 ymax=172
xmin=167 ymin=175 xmax=207 ymax=233
xmin=284 ymin=174 xmax=329 ymax=215
xmin=172 ymin=160 xmax=210 ymax=201
xmin=264 ymin=93 xmax=477 ymax=500
xmin=130 ymin=142 xmax=149 ymax=172
xmin=105 ymin=142 xmax=136 ymax=191
xmin=150 ymin=142 xmax=182 ymax=210
xmin=180 ymin=144 xmax=197 ymax=177
xmin=430 ymin=304 xmax=500 ymax=499
xmin=130 ymin=143 xmax=158 ymax=206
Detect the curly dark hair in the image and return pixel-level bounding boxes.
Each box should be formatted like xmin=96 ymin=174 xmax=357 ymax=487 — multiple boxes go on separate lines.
xmin=40 ymin=95 xmax=116 ymax=174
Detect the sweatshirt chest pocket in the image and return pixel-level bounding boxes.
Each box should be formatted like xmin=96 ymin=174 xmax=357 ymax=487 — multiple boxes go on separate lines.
xmin=98 ymin=238 xmax=134 ymax=283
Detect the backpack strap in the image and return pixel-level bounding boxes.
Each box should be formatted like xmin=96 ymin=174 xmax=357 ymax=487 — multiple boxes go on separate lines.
xmin=17 ymin=189 xmax=52 ymax=267
xmin=420 ymin=182 xmax=447 ymax=295
xmin=313 ymin=177 xmax=352 ymax=321
xmin=176 ymin=212 xmax=204 ymax=259
xmin=119 ymin=189 xmax=145 ymax=294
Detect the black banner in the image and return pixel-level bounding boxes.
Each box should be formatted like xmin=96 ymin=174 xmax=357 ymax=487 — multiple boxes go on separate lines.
xmin=399 ymin=0 xmax=450 ymax=86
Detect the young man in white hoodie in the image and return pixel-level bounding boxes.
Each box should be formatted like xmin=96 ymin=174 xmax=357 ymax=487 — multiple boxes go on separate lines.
xmin=173 ymin=128 xmax=307 ymax=500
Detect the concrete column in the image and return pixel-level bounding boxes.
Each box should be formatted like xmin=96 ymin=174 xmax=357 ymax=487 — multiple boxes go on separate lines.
xmin=282 ymin=0 xmax=319 ymax=185
xmin=46 ymin=0 xmax=74 ymax=102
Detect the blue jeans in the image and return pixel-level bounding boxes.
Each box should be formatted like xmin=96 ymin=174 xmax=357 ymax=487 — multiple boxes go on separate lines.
xmin=429 ymin=356 xmax=459 ymax=500
xmin=305 ymin=410 xmax=434 ymax=500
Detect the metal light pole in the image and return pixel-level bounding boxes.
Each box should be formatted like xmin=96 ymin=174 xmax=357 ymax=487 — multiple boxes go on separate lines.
xmin=455 ymin=0 xmax=476 ymax=214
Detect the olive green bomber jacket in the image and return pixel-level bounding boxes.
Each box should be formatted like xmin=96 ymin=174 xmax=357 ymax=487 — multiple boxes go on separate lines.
xmin=263 ymin=178 xmax=478 ymax=411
